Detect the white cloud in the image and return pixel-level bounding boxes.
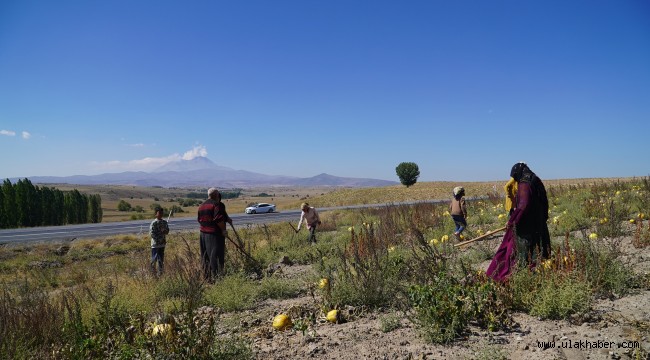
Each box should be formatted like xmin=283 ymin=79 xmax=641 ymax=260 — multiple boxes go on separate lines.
xmin=128 ymin=143 xmax=145 ymax=147
xmin=182 ymin=145 xmax=208 ymax=160
xmin=22 ymin=131 xmax=31 ymax=139
xmin=90 ymin=145 xmax=208 ymax=172
xmin=1 ymin=130 xmax=16 ymax=136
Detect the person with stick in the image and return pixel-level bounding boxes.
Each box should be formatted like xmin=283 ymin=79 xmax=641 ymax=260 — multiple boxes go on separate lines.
xmin=297 ymin=202 xmax=321 ymax=244
xmin=507 ymin=162 xmax=551 ymax=264
xmin=198 ymin=188 xmax=232 ymax=281
xmin=149 ymin=207 xmax=169 ymax=277
xmin=487 ymin=163 xmax=550 ymax=281
xmin=449 ymin=186 xmax=468 ymax=240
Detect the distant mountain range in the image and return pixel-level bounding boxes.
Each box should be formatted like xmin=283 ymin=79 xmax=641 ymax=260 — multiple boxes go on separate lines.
xmin=17 ymin=157 xmax=397 ymax=188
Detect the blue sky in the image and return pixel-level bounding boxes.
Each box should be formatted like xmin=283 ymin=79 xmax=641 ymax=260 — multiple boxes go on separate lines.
xmin=1 ymin=1 xmax=649 ymax=182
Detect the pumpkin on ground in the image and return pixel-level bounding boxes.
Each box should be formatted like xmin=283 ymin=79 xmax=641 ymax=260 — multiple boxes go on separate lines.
xmin=151 ymin=323 xmax=174 ymax=340
xmin=326 ymin=309 xmax=341 ymax=324
xmin=272 ymin=314 xmax=292 ymax=331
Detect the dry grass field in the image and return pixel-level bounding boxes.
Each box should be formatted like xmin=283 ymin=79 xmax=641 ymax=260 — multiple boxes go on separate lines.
xmin=46 ymin=177 xmax=637 ymax=223
xmin=2 ymin=177 xmax=648 ymax=359
xmin=46 ymin=184 xmax=338 ymax=222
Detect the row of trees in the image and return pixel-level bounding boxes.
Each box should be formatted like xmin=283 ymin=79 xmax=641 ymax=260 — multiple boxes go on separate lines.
xmin=0 ymin=179 xmax=102 ymax=229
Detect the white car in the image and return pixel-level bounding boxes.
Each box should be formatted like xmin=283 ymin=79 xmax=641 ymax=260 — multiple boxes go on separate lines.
xmin=245 ymin=203 xmax=276 ymax=214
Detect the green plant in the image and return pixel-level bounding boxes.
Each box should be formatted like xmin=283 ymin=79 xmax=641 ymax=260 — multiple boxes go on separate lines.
xmin=379 ymin=313 xmax=402 ymax=333
xmin=292 ymin=318 xmax=309 ymax=336
xmin=117 ymin=200 xmax=132 ymax=211
xmin=257 ymin=276 xmax=303 ymax=300
xmin=209 ymin=336 xmax=253 ymax=359
xmin=0 ymin=279 xmax=65 ymax=359
xmin=472 ymin=345 xmax=508 ymax=360
xmin=507 ymin=269 xmax=592 ymax=320
xmin=408 ymin=267 xmax=509 ymax=344
xmin=573 ymin=236 xmax=639 ymax=297
xmin=323 ymin=225 xmax=406 ymax=309
xmin=205 ymin=274 xmax=257 ymax=312
xmin=531 ymin=275 xmax=591 ymax=319
xmin=408 ymin=275 xmax=467 ymax=344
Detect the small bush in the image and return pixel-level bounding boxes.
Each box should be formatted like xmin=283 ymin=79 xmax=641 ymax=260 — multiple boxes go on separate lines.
xmin=205 ymin=274 xmax=257 ymax=312
xmin=507 ymin=270 xmax=592 ymax=320
xmin=408 ymin=269 xmax=509 ymax=344
xmin=379 ymin=313 xmax=402 ymax=333
xmin=530 ymin=275 xmax=591 ymax=319
xmin=209 ymin=335 xmax=253 ymax=359
xmin=323 ymin=226 xmax=406 ymax=309
xmin=257 ymin=276 xmax=303 ymax=300
xmin=117 ymin=200 xmax=132 ymax=211
xmin=408 ymin=275 xmax=467 ymax=344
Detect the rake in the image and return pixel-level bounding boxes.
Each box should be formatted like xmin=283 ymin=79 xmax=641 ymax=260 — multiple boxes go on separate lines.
xmin=454 ymin=226 xmax=507 ymax=248
xmin=227 ymin=223 xmax=262 ymax=274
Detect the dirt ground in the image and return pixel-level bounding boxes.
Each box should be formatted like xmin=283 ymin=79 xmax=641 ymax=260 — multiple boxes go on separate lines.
xmin=217 ymin=235 xmax=650 ymax=360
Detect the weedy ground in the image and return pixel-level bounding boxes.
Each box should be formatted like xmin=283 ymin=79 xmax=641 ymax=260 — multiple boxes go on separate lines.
xmin=1 ymin=178 xmax=649 ymax=359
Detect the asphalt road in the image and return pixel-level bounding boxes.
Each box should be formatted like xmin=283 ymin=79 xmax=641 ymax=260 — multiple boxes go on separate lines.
xmin=0 ymin=200 xmax=449 ymax=245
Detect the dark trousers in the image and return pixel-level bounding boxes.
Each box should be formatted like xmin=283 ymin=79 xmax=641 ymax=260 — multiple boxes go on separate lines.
xmin=151 ymin=247 xmax=165 ymax=275
xmin=200 ymin=232 xmax=225 ymax=281
xmin=307 ymin=224 xmax=317 ymax=243
xmin=539 ymin=225 xmax=551 ymax=259
xmin=451 ymin=215 xmax=467 ymax=234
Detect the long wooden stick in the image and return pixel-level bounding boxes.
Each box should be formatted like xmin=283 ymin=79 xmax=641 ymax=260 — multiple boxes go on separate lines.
xmin=454 ymin=226 xmax=507 ymax=247
xmin=227 ymin=223 xmax=261 ymax=269
xmin=229 ymin=223 xmax=245 ymax=248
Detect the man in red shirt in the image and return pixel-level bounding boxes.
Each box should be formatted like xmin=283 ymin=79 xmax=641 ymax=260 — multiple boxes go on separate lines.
xmin=197 ymin=188 xmax=232 ymax=281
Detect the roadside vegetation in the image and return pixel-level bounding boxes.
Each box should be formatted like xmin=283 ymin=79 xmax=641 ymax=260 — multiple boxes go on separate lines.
xmin=0 ymin=178 xmax=648 ymax=358
xmin=0 ymin=178 xmax=103 ymax=228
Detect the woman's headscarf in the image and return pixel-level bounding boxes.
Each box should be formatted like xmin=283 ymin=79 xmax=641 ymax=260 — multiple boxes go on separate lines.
xmin=510 ymin=162 xmax=529 ymax=182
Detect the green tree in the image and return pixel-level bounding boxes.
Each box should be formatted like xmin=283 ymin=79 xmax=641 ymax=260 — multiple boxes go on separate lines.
xmin=117 ymin=200 xmax=132 ymax=212
xmin=395 ymin=162 xmax=420 ymax=187
xmin=2 ymin=180 xmax=17 ymax=227
xmin=78 ymin=191 xmax=89 ymax=224
xmin=15 ymin=178 xmax=40 ymax=227
xmin=64 ymin=191 xmax=78 ymax=224
xmin=53 ymin=189 xmax=65 ymax=225
xmin=0 ymin=183 xmax=4 ymax=228
xmin=41 ymin=186 xmax=56 ymax=226
xmin=88 ymin=194 xmax=102 ymax=223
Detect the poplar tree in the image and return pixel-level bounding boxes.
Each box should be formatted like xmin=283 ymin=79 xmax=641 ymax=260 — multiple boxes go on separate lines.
xmin=2 ymin=180 xmax=17 ymax=227
xmin=0 ymin=185 xmax=4 ymax=228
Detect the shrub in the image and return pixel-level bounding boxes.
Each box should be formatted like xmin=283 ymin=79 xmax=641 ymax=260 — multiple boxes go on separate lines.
xmin=530 ymin=275 xmax=591 ymax=319
xmin=379 ymin=313 xmax=402 ymax=333
xmin=205 ymin=274 xmax=257 ymax=312
xmin=507 ymin=269 xmax=592 ymax=320
xmin=117 ymin=200 xmax=132 ymax=211
xmin=257 ymin=276 xmax=303 ymax=300
xmin=408 ymin=269 xmax=509 ymax=344
xmin=322 ymin=225 xmax=406 ymax=309
xmin=408 ymin=275 xmax=467 ymax=344
xmin=573 ymin=236 xmax=639 ymax=297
